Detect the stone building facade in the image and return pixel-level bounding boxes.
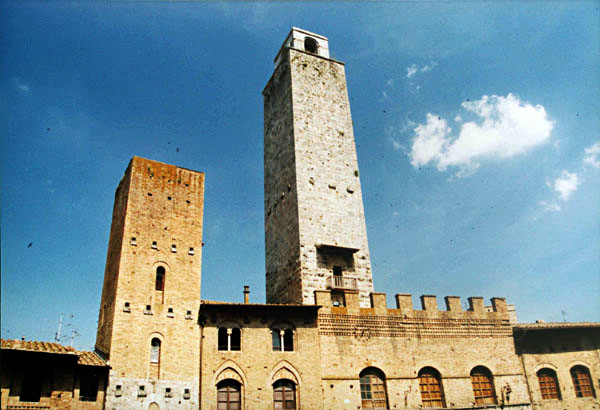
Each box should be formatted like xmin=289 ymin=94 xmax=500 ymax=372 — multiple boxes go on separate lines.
xmin=5 ymin=28 xmax=599 ymax=410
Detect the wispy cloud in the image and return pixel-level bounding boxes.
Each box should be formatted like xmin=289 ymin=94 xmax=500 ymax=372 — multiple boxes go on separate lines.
xmin=409 ymin=93 xmax=554 ymax=176
xmin=405 ymin=62 xmax=438 ymax=78
xmin=583 ymin=141 xmax=600 ymax=168
xmin=14 ymin=78 xmax=31 ymax=93
xmin=539 ymin=200 xmax=561 ymax=212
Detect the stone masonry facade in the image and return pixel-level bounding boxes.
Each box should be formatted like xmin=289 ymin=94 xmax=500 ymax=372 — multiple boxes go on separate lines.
xmin=264 ymin=28 xmax=374 ymax=307
xmin=95 ymin=157 xmax=204 ymax=410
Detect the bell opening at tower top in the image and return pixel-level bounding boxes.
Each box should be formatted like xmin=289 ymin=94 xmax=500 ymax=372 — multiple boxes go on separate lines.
xmin=304 ymin=37 xmax=318 ymax=54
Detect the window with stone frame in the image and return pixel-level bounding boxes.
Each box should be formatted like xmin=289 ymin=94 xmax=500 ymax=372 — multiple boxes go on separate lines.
xmin=470 ymin=366 xmax=496 ymax=405
xmin=79 ymin=369 xmax=99 ymax=402
xmin=418 ymin=367 xmax=446 ymax=408
xmin=359 ymin=368 xmax=388 ymax=409
xmin=571 ymin=365 xmax=596 ymax=398
xmin=272 ymin=327 xmax=294 ymax=352
xmin=217 ymin=379 xmax=241 ymax=410
xmin=537 ymin=368 xmax=561 ymax=400
xmin=273 ymin=379 xmax=296 ymax=410
xmin=218 ymin=325 xmax=241 ymax=351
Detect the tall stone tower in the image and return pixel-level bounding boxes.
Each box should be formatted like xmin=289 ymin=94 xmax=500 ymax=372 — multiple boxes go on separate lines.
xmin=263 ymin=28 xmax=374 ymax=307
xmin=95 ymin=156 xmax=204 ymax=409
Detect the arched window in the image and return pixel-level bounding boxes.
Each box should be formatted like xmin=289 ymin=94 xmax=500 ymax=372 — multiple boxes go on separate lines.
xmin=150 ymin=338 xmax=161 ymax=363
xmin=359 ymin=368 xmax=388 ymax=409
xmin=155 ymin=266 xmax=165 ymax=291
xmin=537 ymin=368 xmax=561 ymax=400
xmin=218 ymin=325 xmax=241 ymax=351
xmin=471 ymin=366 xmax=496 ymax=405
xmin=272 ymin=327 xmax=294 ymax=352
xmin=571 ymin=365 xmax=596 ymax=398
xmin=304 ymin=37 xmax=318 ymax=54
xmin=418 ymin=367 xmax=445 ymax=408
xmin=217 ymin=379 xmax=241 ymax=410
xmin=273 ymin=379 xmax=296 ymax=410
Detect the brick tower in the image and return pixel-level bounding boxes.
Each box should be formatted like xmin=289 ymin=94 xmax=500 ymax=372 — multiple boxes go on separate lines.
xmin=95 ymin=156 xmax=204 ymax=409
xmin=263 ymin=28 xmax=374 ymax=307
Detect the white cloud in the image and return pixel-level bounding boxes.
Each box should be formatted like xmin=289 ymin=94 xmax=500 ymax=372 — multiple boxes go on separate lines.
xmin=553 ymin=170 xmax=579 ymax=201
xmin=539 ymin=200 xmax=561 ymax=212
xmin=406 ymin=64 xmax=418 ymax=78
xmin=409 ymin=93 xmax=554 ymax=175
xmin=583 ymin=141 xmax=600 ymax=168
xmin=454 ymin=115 xmax=462 ymax=122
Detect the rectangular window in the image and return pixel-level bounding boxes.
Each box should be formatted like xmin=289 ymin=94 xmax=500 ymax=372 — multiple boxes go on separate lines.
xmin=79 ymin=370 xmax=99 ymax=402
xmin=20 ymin=373 xmax=42 ymax=402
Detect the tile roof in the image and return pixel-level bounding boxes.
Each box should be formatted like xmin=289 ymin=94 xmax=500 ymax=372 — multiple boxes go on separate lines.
xmin=1 ymin=339 xmax=108 ymax=367
xmin=513 ymin=322 xmax=600 ymax=330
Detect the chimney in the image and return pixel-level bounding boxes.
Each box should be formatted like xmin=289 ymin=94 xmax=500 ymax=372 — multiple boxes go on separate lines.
xmin=243 ymin=286 xmax=250 ymax=304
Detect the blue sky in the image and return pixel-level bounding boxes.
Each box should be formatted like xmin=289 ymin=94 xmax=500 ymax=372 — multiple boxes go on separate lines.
xmin=1 ymin=2 xmax=598 ymax=350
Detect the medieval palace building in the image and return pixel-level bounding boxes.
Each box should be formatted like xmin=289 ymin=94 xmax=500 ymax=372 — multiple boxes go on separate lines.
xmin=2 ymin=28 xmax=599 ymax=410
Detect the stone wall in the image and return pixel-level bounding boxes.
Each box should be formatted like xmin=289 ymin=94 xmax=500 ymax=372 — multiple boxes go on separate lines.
xmin=96 ymin=157 xmax=204 ymax=409
xmin=263 ymin=33 xmax=374 ymax=307
xmin=514 ymin=325 xmax=600 ymax=410
xmin=316 ymin=290 xmax=531 ymax=409
xmin=198 ymin=303 xmax=323 ymax=409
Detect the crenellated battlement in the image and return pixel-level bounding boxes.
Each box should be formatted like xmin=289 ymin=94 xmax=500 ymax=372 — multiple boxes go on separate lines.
xmin=315 ymin=289 xmax=511 ymax=322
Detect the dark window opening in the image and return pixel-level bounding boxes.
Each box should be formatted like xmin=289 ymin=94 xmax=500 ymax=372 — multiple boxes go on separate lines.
xmin=167 ymin=196 xmax=172 ymax=200
xmin=20 ymin=372 xmax=42 ymax=402
xmin=283 ymin=329 xmax=294 ymax=351
xmin=79 ymin=370 xmax=99 ymax=402
xmin=155 ymin=266 xmax=165 ymax=291
xmin=168 ymin=307 xmax=173 ymax=313
xmin=272 ymin=329 xmax=281 ymax=351
xmin=304 ymin=37 xmax=318 ymax=54
xmin=333 ymin=266 xmax=342 ymax=276
xmin=230 ymin=328 xmax=241 ymax=351
xmin=273 ymin=379 xmax=296 ymax=410
xmin=145 ymin=305 xmax=151 ymax=311
xmin=151 ymin=241 xmax=158 ymax=249
xmin=218 ymin=326 xmax=241 ymax=351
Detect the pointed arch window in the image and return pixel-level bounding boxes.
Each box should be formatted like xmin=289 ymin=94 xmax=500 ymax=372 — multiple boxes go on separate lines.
xmin=571 ymin=365 xmax=595 ymax=398
xmin=273 ymin=379 xmax=296 ymax=409
xmin=360 ymin=368 xmax=388 ymax=409
xmin=217 ymin=379 xmax=241 ymax=410
xmin=418 ymin=367 xmax=445 ymax=408
xmin=471 ymin=366 xmax=496 ymax=405
xmin=155 ymin=266 xmax=165 ymax=291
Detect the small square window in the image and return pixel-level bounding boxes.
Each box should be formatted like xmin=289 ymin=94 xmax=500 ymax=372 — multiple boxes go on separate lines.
xmin=123 ymin=302 xmax=131 ymax=312
xmin=147 ymin=192 xmax=153 ymax=196
xmin=130 ymin=237 xmax=137 ymax=245
xmin=183 ymin=388 xmax=190 ymax=399
xmin=167 ymin=196 xmax=172 ymax=200
xmin=167 ymin=307 xmax=174 ymax=318
xmin=171 ymin=244 xmax=177 ymax=253
xmin=115 ymin=385 xmax=122 ymax=397
xmin=144 ymin=305 xmax=153 ymax=315
xmin=151 ymin=241 xmax=158 ymax=250
xmin=188 ymin=247 xmax=195 ymax=255
xmin=165 ymin=387 xmax=172 ymax=398
xmin=185 ymin=310 xmax=193 ymax=320
xmin=138 ymin=386 xmax=146 ymax=397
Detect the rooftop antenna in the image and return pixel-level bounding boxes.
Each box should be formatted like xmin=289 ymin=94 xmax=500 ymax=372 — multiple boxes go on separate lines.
xmin=561 ymin=310 xmax=567 ymax=322
xmin=55 ymin=313 xmax=64 ymax=342
xmin=70 ymin=330 xmax=80 ymax=347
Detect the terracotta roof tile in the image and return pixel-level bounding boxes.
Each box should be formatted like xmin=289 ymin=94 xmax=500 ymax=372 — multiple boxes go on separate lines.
xmin=1 ymin=339 xmax=108 ymax=367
